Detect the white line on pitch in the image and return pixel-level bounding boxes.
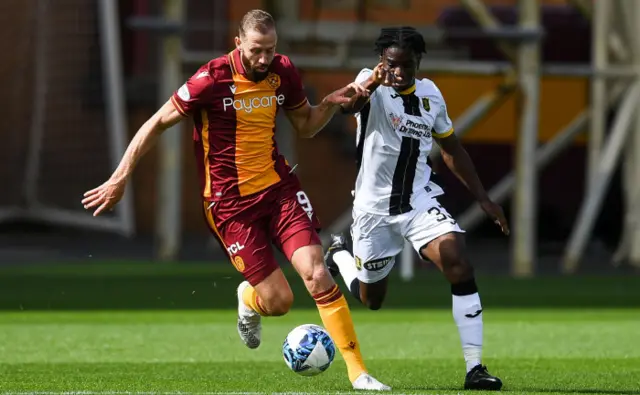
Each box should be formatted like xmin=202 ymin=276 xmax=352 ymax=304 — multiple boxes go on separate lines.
xmin=0 ymin=392 xmax=407 ymax=395
xmin=0 ymin=392 xmax=454 ymax=395
xmin=0 ymin=391 xmax=400 ymax=395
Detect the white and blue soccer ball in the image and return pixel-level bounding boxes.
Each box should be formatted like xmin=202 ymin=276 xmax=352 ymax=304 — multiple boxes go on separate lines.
xmin=282 ymin=324 xmax=336 ymax=376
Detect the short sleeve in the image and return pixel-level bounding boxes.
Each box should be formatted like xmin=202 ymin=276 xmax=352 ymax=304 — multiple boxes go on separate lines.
xmin=346 ymin=68 xmax=376 ymax=116
xmin=171 ymin=65 xmax=214 ymax=117
xmin=433 ymin=90 xmax=454 ymax=138
xmin=281 ymin=56 xmax=308 ymax=111
xmin=355 ymin=68 xmax=373 ymax=84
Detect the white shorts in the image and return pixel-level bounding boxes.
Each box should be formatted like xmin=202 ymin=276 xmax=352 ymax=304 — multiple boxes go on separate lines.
xmin=350 ymin=197 xmax=465 ymax=284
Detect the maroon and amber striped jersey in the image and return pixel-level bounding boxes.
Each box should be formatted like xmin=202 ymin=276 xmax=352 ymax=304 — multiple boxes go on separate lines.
xmin=171 ymin=49 xmax=308 ymax=201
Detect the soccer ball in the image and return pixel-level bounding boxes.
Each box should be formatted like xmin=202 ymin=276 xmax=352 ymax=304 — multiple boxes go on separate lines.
xmin=282 ymin=324 xmax=336 ymax=376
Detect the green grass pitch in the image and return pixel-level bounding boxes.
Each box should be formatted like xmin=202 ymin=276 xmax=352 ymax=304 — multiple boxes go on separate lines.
xmin=0 ymin=262 xmax=639 ymax=394
xmin=1 ymin=309 xmax=639 ymax=394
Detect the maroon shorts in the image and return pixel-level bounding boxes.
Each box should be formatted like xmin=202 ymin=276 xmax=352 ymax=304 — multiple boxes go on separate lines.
xmin=203 ymin=179 xmax=322 ymax=286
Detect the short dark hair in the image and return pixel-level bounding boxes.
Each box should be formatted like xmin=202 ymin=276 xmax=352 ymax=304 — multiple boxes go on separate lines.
xmin=239 ymin=9 xmax=276 ymax=37
xmin=375 ymin=26 xmax=426 ymax=58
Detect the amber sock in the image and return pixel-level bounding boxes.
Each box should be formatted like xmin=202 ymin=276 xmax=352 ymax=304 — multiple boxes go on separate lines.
xmin=242 ymin=284 xmax=268 ymax=316
xmin=314 ymin=284 xmax=367 ymax=382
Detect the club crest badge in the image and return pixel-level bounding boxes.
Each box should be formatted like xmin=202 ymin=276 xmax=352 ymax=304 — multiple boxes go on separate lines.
xmin=389 ymin=113 xmax=402 ymax=130
xmin=355 ymin=256 xmax=362 ymax=270
xmin=422 ymin=97 xmax=430 ymax=112
xmin=265 ymin=73 xmax=281 ymax=89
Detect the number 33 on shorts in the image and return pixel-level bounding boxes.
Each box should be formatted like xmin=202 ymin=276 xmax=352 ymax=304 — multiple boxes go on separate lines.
xmin=427 ymin=204 xmax=457 ymax=225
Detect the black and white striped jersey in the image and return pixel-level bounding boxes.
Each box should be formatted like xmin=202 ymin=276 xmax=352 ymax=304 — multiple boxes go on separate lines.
xmin=352 ymin=68 xmax=454 ymax=216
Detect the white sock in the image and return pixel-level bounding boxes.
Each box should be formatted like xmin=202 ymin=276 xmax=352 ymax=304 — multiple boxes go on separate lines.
xmin=452 ymin=293 xmax=483 ymax=373
xmin=332 ymin=250 xmax=359 ymax=290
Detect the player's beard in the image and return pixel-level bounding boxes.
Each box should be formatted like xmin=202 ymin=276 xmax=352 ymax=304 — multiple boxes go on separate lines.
xmin=239 ymin=52 xmax=269 ymax=81
xmin=252 ymin=67 xmax=269 ymax=81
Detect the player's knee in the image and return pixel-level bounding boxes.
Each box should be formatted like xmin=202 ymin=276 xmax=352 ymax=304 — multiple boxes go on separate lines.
xmin=434 ymin=234 xmax=473 ymax=283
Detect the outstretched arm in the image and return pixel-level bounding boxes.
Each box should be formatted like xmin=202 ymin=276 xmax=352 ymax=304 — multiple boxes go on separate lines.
xmin=82 ymin=100 xmax=184 ymax=216
xmin=341 ymin=77 xmax=379 ymax=114
xmin=285 ymin=83 xmax=368 ymax=138
xmin=284 ymin=100 xmax=338 ymax=139
xmin=112 ymin=100 xmax=183 ymax=183
xmin=435 ymin=133 xmax=510 ymax=235
xmin=341 ymin=63 xmax=391 ymax=114
xmin=82 ymin=64 xmax=213 ymax=216
xmin=435 ymin=133 xmax=488 ymax=203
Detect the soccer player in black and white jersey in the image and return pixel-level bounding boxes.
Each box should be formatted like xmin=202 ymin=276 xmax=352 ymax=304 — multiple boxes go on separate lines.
xmin=325 ymin=27 xmax=510 ymax=391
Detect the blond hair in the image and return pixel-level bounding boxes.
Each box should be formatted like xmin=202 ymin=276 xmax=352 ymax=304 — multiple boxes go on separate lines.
xmin=239 ymin=9 xmax=276 ymax=37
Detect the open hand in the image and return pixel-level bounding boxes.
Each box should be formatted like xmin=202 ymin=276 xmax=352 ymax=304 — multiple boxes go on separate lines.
xmin=325 ymin=82 xmax=369 ymax=105
xmin=480 ymin=199 xmax=510 ymax=236
xmin=82 ymin=179 xmax=126 ymax=217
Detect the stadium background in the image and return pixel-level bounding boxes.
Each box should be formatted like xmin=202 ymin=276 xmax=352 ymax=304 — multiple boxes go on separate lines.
xmin=1 ymin=2 xmax=640 ymax=393
xmin=0 ymin=0 xmax=638 ymax=308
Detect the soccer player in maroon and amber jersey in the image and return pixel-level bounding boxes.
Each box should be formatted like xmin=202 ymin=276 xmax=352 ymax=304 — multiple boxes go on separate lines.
xmin=82 ymin=9 xmax=390 ymax=392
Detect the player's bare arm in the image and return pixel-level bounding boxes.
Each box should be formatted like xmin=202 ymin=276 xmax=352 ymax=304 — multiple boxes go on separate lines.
xmin=341 ymin=63 xmax=394 ymax=114
xmin=81 ymin=99 xmax=184 ymax=216
xmin=435 ymin=133 xmax=510 ymax=235
xmin=286 ymin=83 xmax=369 ymax=138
